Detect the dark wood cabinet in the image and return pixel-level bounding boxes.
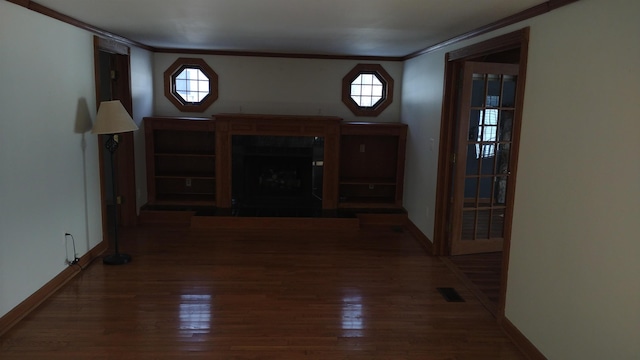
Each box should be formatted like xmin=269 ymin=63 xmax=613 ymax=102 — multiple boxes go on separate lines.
xmin=339 ymin=122 xmax=407 ymax=208
xmin=144 ymin=117 xmax=216 ymax=206
xmin=144 ymin=116 xmax=406 ymax=211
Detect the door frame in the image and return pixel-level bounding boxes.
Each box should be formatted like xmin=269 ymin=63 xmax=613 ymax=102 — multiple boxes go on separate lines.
xmin=93 ymin=36 xmax=137 ymax=244
xmin=432 ymin=28 xmax=529 ymax=318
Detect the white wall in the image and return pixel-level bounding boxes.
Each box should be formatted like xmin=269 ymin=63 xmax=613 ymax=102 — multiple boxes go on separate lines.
xmin=401 ymin=0 xmax=640 ymax=358
xmin=400 ymin=54 xmax=446 ymax=238
xmin=506 ymin=1 xmax=640 ymax=358
xmin=0 ymin=2 xmax=103 ymax=317
xmin=152 ymin=54 xmax=403 ymax=123
xmin=0 ymin=2 xmax=155 ymax=319
xmin=130 ymin=47 xmax=155 ymax=210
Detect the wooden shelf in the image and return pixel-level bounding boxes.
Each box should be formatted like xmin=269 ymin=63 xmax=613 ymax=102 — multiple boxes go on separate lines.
xmin=150 ymin=194 xmax=216 ymax=206
xmin=145 ymin=117 xmax=216 ymax=206
xmin=155 ymin=153 xmax=215 ymax=158
xmin=339 ymin=177 xmax=397 ymax=185
xmin=338 ymin=122 xmax=407 ymax=209
xmin=144 ymin=116 xmax=407 ymax=212
xmin=155 ymin=175 xmax=216 ymax=180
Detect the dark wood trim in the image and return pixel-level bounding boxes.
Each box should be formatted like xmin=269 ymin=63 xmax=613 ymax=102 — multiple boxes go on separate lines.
xmin=6 ymin=0 xmax=30 ymax=7
xmin=403 ymin=0 xmax=579 ymax=59
xmin=153 ymin=47 xmax=404 ymax=62
xmin=405 ymin=219 xmax=433 ymax=255
xmin=447 ymin=30 xmax=529 ymax=62
xmin=432 ymin=56 xmax=458 ymax=257
xmin=96 ymin=37 xmax=130 ymax=56
xmin=8 ymin=0 xmax=576 ymax=61
xmin=356 ymin=213 xmax=408 ymax=227
xmin=191 ymin=216 xmax=360 ymax=230
xmin=500 ymin=317 xmax=547 ymax=360
xmin=549 ymin=0 xmax=581 ymax=10
xmin=0 ymin=240 xmax=107 ymax=337
xmin=7 ymin=0 xmax=153 ymax=51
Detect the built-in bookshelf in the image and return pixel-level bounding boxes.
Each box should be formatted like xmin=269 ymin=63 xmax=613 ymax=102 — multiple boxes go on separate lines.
xmin=144 ymin=117 xmax=216 ymax=206
xmin=339 ymin=122 xmax=407 ymax=208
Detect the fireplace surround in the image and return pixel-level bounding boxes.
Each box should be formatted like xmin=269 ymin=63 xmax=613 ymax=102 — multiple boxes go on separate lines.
xmin=142 ymin=114 xmax=407 ymax=223
xmin=214 ymin=113 xmax=343 ymax=210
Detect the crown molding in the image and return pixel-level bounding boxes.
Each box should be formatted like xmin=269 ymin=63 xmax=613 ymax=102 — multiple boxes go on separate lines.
xmin=6 ymin=0 xmax=153 ymax=51
xmin=403 ymin=0 xmax=579 ymax=60
xmin=8 ymin=0 xmax=579 ymax=61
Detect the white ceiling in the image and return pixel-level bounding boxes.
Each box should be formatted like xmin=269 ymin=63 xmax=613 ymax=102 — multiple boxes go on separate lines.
xmin=33 ymin=0 xmax=547 ymax=57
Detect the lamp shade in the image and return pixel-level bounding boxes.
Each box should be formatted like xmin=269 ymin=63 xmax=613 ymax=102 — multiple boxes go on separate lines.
xmin=92 ymin=100 xmax=138 ymax=134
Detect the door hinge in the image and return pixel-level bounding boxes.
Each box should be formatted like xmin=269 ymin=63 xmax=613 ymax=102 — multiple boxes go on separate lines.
xmin=110 ymin=70 xmax=117 ymax=80
xmin=116 ymin=195 xmax=122 ymax=204
xmin=451 ymin=153 xmax=456 ymax=164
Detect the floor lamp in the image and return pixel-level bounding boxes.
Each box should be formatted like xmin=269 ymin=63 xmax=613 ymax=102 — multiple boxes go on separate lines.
xmin=92 ymin=100 xmax=139 ymax=265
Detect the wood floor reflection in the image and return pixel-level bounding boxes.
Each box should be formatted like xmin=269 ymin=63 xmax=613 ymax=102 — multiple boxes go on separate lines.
xmin=444 ymin=252 xmax=503 ymax=316
xmin=0 ymin=226 xmax=524 ymax=359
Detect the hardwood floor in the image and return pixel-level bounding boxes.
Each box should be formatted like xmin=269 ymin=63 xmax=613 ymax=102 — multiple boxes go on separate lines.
xmin=443 ymin=252 xmax=503 ymax=316
xmin=0 ymin=226 xmax=524 ymax=359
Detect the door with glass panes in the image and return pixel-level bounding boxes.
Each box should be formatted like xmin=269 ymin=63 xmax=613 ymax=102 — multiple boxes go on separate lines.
xmin=450 ymin=62 xmax=520 ymax=255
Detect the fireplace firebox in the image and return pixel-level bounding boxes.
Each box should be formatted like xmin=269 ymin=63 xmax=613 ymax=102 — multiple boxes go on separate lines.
xmin=232 ymin=135 xmax=324 ymax=212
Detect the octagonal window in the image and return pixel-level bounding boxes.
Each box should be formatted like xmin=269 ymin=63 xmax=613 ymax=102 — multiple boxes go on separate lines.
xmin=164 ymin=58 xmax=218 ymax=112
xmin=342 ymin=64 xmax=394 ymax=117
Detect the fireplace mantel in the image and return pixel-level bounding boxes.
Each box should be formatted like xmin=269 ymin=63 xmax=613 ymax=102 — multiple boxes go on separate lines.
xmin=213 ymin=113 xmax=343 ymax=209
xmin=213 ymin=113 xmax=343 ymax=135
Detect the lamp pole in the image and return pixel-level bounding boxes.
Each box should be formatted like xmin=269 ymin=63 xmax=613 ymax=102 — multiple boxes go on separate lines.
xmin=102 ymin=134 xmax=131 ymax=265
xmin=92 ymin=100 xmax=138 ymax=265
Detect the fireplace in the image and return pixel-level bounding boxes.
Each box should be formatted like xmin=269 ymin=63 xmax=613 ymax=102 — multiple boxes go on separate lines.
xmin=213 ymin=113 xmax=343 ymax=210
xmin=231 ymin=135 xmax=324 ymax=214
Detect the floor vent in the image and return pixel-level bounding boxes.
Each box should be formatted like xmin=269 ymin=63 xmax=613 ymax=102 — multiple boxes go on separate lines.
xmin=437 ymin=287 xmax=465 ymax=302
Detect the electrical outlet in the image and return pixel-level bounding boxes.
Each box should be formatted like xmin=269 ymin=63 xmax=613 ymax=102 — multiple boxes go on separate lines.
xmin=186 ymin=178 xmax=192 ymax=187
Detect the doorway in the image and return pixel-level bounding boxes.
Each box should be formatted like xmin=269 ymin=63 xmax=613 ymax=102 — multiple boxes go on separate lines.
xmin=433 ymin=28 xmax=529 ymax=317
xmin=93 ymin=37 xmax=137 ymax=243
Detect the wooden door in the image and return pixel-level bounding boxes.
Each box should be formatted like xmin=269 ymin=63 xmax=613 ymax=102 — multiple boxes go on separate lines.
xmin=450 ymin=62 xmax=520 ymax=255
xmin=94 ymin=37 xmax=137 ymax=229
